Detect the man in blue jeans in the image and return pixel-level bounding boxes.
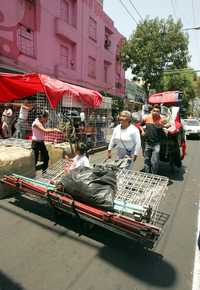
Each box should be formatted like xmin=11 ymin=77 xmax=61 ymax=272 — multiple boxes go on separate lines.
xmin=140 ymin=105 xmax=165 ymax=174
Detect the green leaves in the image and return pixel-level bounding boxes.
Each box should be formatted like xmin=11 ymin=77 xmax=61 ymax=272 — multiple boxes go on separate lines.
xmin=162 ymin=69 xmax=196 ymax=109
xmin=120 ymin=16 xmax=189 ymax=95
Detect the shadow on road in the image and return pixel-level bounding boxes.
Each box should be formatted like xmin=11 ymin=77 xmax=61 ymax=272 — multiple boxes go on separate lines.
xmin=99 ymin=245 xmax=177 ymax=288
xmin=158 ymin=162 xmax=186 ymax=182
xmin=0 ymin=270 xmax=26 ymax=290
xmin=1 ymin=195 xmax=177 ymax=288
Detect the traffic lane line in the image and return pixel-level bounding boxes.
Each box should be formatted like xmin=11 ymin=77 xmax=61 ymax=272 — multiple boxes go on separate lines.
xmin=192 ymin=200 xmax=200 ymax=290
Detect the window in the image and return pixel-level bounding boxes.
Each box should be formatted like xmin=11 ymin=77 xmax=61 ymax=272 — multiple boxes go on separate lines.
xmin=104 ymin=27 xmax=112 ymax=50
xmin=89 ymin=17 xmax=97 ymax=42
xmin=17 ymin=25 xmax=34 ymax=57
xmin=60 ymin=45 xmax=69 ymax=68
xmin=104 ymin=35 xmax=111 ymax=49
xmin=88 ymin=56 xmax=96 ymax=79
xmin=60 ymin=0 xmax=70 ymax=23
xmin=104 ymin=61 xmax=110 ymax=83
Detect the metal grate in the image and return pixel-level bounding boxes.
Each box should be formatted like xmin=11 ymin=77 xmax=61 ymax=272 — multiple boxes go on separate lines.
xmin=9 ymin=94 xmax=112 ymax=146
xmin=39 ymin=159 xmax=69 ymax=180
xmin=36 ymin=159 xmax=169 ymax=226
xmin=0 ymin=138 xmax=32 ymax=149
xmin=115 ymin=169 xmax=168 ymax=225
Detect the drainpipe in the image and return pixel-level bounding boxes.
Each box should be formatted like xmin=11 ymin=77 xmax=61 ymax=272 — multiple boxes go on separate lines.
xmin=80 ymin=0 xmax=84 ymax=83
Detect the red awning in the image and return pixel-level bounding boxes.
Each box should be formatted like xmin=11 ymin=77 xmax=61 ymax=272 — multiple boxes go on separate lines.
xmin=0 ymin=73 xmax=103 ymax=108
xmin=148 ymin=91 xmax=180 ymax=104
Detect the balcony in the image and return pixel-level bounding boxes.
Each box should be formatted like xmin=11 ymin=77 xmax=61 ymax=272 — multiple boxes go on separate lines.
xmin=54 ymin=64 xmax=78 ymax=82
xmin=55 ymin=17 xmax=78 ymax=43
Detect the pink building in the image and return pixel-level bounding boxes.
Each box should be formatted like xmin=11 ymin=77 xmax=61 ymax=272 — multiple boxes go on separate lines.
xmin=0 ymin=0 xmax=125 ymax=97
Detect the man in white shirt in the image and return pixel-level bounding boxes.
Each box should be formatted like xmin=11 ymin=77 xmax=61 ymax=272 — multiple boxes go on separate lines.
xmin=108 ymin=111 xmax=141 ymax=169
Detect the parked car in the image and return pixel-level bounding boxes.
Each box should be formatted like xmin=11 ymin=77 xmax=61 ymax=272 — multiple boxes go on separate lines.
xmin=182 ymin=119 xmax=200 ymax=138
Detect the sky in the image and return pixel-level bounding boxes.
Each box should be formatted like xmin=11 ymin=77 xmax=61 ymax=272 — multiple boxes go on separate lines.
xmin=103 ymin=0 xmax=200 ymax=79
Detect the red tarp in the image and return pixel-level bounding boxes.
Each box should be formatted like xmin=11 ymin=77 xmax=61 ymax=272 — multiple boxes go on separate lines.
xmin=0 ymin=73 xmax=103 ymax=108
xmin=148 ymin=91 xmax=180 ymax=104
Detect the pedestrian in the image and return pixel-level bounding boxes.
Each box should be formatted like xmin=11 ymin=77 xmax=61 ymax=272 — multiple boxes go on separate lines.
xmin=1 ymin=104 xmax=13 ymax=138
xmin=64 ymin=143 xmax=90 ymax=174
xmin=107 ymin=110 xmax=141 ymax=170
xmin=140 ymin=104 xmax=166 ymax=174
xmin=31 ymin=110 xmax=60 ymax=173
xmin=80 ymin=109 xmax=86 ymax=127
xmin=132 ymin=104 xmax=142 ymax=124
xmin=16 ymin=99 xmax=33 ymax=139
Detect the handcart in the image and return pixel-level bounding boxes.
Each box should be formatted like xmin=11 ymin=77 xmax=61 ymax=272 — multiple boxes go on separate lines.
xmin=1 ymin=159 xmax=169 ymax=249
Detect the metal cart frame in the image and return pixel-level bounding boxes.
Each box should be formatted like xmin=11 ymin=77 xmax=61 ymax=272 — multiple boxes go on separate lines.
xmin=1 ymin=160 xmax=169 ymax=249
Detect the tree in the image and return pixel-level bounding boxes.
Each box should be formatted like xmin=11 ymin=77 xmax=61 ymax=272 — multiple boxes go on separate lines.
xmin=194 ymin=76 xmax=200 ymax=98
xmin=120 ymin=16 xmax=190 ymax=96
xmin=162 ymin=69 xmax=196 ymax=110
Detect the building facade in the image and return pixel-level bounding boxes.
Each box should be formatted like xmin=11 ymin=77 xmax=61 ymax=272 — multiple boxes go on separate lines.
xmin=0 ymin=0 xmax=125 ymax=97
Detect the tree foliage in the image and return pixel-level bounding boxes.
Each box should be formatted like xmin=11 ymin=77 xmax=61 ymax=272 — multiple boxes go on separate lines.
xmin=162 ymin=69 xmax=196 ymax=109
xmin=120 ymin=16 xmax=190 ymax=95
xmin=194 ymin=76 xmax=200 ymax=98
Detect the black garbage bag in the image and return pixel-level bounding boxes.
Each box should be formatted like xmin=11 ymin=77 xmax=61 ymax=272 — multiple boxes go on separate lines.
xmin=57 ymin=165 xmax=117 ymax=210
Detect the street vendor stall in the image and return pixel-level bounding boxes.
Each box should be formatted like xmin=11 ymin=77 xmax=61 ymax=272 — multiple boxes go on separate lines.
xmin=148 ymin=91 xmax=182 ymax=105
xmin=0 ymin=73 xmax=111 ymax=149
xmin=0 ymin=73 xmax=104 ymax=196
xmin=0 ymin=73 xmax=102 ymax=108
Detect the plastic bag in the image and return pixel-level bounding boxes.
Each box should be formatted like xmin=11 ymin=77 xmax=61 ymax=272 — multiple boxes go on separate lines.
xmin=57 ymin=165 xmax=116 ymax=210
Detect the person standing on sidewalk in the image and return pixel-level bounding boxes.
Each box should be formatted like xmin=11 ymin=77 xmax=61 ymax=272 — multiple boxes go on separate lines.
xmin=107 ymin=111 xmax=141 ymax=170
xmin=32 ymin=110 xmax=60 ymax=173
xmin=1 ymin=104 xmax=13 ymax=138
xmin=140 ymin=105 xmax=165 ymax=174
xmin=16 ymin=99 xmax=33 ymax=139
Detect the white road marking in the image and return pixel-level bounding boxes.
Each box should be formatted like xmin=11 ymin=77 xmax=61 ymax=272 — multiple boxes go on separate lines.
xmin=192 ymin=201 xmax=200 ymax=290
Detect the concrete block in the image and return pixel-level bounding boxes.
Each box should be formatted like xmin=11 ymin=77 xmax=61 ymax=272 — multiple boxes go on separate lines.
xmin=0 ymin=146 xmax=35 ymax=199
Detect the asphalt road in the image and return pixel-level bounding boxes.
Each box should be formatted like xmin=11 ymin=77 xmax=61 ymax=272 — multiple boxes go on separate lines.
xmin=0 ymin=140 xmax=200 ymax=290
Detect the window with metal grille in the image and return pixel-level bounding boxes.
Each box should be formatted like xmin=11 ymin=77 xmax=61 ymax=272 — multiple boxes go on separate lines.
xmin=60 ymin=0 xmax=70 ymax=23
xmin=88 ymin=56 xmax=96 ymax=79
xmin=88 ymin=17 xmax=97 ymax=42
xmin=60 ymin=45 xmax=69 ymax=68
xmin=17 ymin=25 xmax=34 ymax=57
